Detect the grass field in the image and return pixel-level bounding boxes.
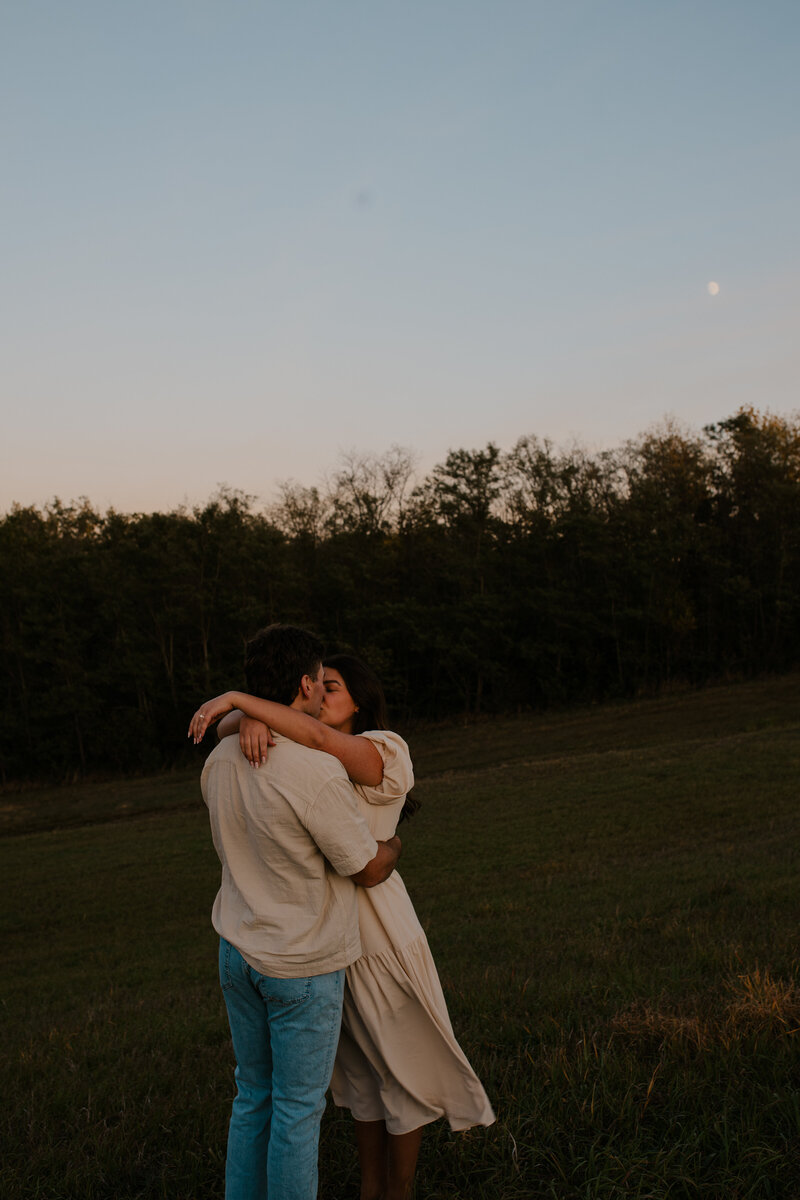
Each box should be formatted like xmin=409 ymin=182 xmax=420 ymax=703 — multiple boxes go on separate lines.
xmin=2 ymin=674 xmax=800 ymax=1198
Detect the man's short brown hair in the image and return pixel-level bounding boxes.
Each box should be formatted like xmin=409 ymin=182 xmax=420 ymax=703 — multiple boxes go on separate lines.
xmin=244 ymin=624 xmax=325 ymax=705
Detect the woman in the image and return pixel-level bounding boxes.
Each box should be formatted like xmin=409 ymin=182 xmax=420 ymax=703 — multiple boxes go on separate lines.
xmin=189 ymin=655 xmax=494 ymax=1200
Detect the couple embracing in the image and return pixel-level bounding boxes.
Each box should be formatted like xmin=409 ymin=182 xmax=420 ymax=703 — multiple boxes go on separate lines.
xmin=190 ymin=623 xmax=494 ymax=1200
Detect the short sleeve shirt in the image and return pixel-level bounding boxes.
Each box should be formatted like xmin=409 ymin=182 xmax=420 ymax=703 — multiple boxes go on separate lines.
xmin=201 ymin=733 xmax=379 ymax=978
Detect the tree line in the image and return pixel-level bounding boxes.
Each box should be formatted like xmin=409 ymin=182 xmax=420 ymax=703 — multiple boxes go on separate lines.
xmin=2 ymin=406 xmax=799 ymax=784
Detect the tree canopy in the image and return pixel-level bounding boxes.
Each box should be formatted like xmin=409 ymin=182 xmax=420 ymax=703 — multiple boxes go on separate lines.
xmin=2 ymin=407 xmax=799 ymax=784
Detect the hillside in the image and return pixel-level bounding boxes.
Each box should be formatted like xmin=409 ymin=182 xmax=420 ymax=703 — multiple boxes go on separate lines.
xmin=2 ymin=673 xmax=799 ymax=1197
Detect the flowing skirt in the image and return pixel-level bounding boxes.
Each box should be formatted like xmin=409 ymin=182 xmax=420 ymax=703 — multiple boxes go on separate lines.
xmin=329 ymin=872 xmax=496 ymax=1135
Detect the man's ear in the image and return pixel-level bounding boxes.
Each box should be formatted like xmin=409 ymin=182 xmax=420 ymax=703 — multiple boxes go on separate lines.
xmin=299 ymin=674 xmax=314 ymax=699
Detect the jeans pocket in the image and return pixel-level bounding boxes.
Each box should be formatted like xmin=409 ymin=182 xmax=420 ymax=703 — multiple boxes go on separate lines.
xmin=262 ymin=976 xmax=312 ymax=1006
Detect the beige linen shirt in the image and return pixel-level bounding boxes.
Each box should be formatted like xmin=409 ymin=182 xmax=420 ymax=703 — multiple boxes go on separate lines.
xmin=201 ymin=732 xmax=379 ymax=979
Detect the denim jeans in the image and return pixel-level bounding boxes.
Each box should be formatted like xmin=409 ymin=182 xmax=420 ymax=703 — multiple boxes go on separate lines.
xmin=219 ymin=938 xmax=345 ymax=1200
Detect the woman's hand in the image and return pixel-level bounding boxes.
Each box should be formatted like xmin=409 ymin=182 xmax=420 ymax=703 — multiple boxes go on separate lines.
xmin=240 ymin=716 xmax=274 ymax=768
xmin=188 ymin=692 xmax=275 ymax=763
xmin=188 ymin=693 xmax=239 ymax=743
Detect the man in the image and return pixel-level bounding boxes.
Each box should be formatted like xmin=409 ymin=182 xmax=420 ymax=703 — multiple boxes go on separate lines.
xmin=200 ymin=624 xmax=400 ymax=1200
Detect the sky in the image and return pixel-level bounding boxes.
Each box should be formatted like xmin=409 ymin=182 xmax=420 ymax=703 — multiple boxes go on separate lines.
xmin=2 ymin=0 xmax=799 ymax=514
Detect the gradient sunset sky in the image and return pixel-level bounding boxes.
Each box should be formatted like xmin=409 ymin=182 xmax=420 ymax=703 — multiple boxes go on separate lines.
xmin=3 ymin=0 xmax=798 ymax=512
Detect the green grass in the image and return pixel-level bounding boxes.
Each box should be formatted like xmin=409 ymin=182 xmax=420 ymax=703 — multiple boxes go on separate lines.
xmin=3 ymin=674 xmax=800 ymax=1198
xmin=0 ymin=769 xmax=200 ymax=836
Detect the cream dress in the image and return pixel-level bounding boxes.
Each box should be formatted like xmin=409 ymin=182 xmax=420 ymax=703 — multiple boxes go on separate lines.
xmin=329 ymin=730 xmax=496 ymax=1136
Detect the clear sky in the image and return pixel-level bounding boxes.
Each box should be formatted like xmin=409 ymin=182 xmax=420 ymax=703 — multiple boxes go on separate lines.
xmin=2 ymin=0 xmax=798 ymax=513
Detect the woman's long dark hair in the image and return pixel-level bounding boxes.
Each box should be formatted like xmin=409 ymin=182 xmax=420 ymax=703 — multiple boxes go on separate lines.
xmin=324 ymin=653 xmax=420 ymax=823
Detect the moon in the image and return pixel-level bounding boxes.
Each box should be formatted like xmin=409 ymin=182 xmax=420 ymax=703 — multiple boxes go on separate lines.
xmin=707 ymin=281 xmax=720 ymax=296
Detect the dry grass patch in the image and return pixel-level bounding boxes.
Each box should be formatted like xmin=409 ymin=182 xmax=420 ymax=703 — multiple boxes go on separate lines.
xmin=725 ymin=965 xmax=800 ymax=1032
xmin=607 ymin=965 xmax=800 ymax=1053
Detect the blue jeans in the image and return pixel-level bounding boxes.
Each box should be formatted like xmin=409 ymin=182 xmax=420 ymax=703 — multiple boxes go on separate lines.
xmin=219 ymin=938 xmax=345 ymax=1200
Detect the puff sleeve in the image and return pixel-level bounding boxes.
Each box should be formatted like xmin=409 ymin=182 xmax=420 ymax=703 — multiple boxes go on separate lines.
xmin=357 ymin=730 xmax=414 ymax=804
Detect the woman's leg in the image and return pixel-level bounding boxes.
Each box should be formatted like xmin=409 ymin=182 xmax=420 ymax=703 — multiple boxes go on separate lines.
xmin=385 ymin=1127 xmax=423 ymax=1200
xmin=354 ymin=1119 xmax=389 ymax=1200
